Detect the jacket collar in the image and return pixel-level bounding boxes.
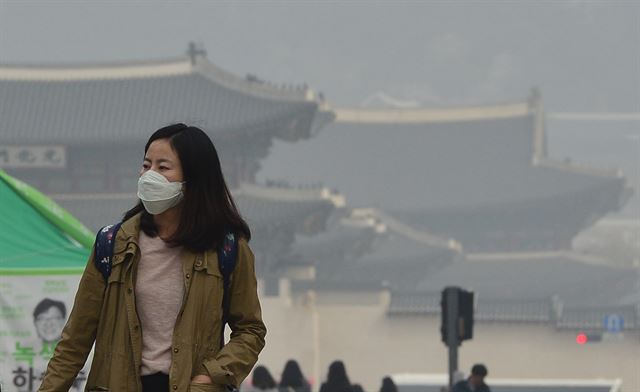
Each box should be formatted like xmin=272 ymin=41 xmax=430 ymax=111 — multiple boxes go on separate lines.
xmin=114 ymin=213 xmax=141 ymax=255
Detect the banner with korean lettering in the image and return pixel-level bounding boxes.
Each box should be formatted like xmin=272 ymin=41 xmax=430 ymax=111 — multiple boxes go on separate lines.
xmin=0 ymin=275 xmax=91 ymax=391
xmin=0 ymin=146 xmax=66 ymax=169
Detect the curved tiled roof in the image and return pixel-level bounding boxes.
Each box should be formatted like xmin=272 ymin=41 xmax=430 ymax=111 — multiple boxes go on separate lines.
xmin=261 ymin=110 xmax=626 ymax=210
xmin=259 ymin=94 xmax=629 ymax=252
xmin=293 ymin=219 xmax=459 ymax=292
xmin=0 ymin=55 xmax=319 ymax=144
xmin=0 ymin=55 xmax=312 ymax=101
xmin=234 ymin=184 xmax=341 ymax=233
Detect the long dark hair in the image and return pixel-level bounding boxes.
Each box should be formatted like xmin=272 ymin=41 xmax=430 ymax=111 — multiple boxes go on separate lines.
xmin=123 ymin=123 xmax=250 ymax=251
xmin=325 ymin=361 xmax=351 ymax=391
xmin=252 ymin=365 xmax=277 ymax=390
xmin=280 ymin=359 xmax=306 ymax=389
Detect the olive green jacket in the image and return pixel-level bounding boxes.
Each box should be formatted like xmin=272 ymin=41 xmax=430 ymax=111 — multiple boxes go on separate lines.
xmin=39 ymin=214 xmax=266 ymax=392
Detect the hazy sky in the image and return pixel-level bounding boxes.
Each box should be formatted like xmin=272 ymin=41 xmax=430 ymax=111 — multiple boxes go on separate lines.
xmin=0 ymin=1 xmax=638 ymax=111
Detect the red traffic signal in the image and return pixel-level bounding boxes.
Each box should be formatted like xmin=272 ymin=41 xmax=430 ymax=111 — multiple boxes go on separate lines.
xmin=576 ymin=333 xmax=588 ymax=345
xmin=576 ymin=332 xmax=602 ymax=344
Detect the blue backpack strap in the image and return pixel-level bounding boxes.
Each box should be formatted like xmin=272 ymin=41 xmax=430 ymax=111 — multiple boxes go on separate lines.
xmin=93 ymin=222 xmax=122 ymax=283
xmin=218 ymin=231 xmax=238 ymax=348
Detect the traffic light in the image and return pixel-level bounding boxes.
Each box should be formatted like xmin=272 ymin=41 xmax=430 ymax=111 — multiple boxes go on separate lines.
xmin=458 ymin=289 xmax=474 ymax=340
xmin=441 ymin=287 xmax=474 ymax=346
xmin=576 ymin=332 xmax=602 ymax=344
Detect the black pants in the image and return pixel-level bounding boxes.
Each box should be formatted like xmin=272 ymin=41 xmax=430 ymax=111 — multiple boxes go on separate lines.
xmin=141 ymin=372 xmax=169 ymax=392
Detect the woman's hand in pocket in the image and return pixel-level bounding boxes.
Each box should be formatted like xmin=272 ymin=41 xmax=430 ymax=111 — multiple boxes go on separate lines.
xmin=192 ymin=374 xmax=213 ymax=384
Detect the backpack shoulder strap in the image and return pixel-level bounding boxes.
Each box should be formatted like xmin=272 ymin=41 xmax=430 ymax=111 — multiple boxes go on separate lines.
xmin=218 ymin=231 xmax=238 ymax=347
xmin=93 ymin=222 xmax=122 ymax=283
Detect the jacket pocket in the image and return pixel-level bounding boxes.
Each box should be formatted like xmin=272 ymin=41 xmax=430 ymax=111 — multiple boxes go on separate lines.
xmin=106 ymin=253 xmax=129 ymax=284
xmin=193 ymin=254 xmax=224 ymax=307
xmin=193 ymin=253 xmax=223 ymax=278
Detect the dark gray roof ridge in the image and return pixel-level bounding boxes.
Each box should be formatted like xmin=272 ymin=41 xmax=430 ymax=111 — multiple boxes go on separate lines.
xmin=0 ymin=57 xmax=191 ymax=80
xmin=235 ymin=182 xmax=346 ymax=207
xmin=193 ymin=56 xmax=316 ymax=103
xmin=534 ymin=156 xmax=626 ymax=180
xmin=0 ymin=56 xmax=188 ymax=70
xmin=333 ymin=101 xmax=531 ymax=124
xmin=348 ymin=207 xmax=462 ymax=252
xmin=0 ymin=55 xmax=317 ymax=103
xmin=464 ymin=250 xmax=610 ymax=264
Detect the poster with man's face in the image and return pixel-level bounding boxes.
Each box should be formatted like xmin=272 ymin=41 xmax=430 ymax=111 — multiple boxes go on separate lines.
xmin=33 ymin=299 xmax=66 ymax=344
xmin=0 ymin=276 xmax=90 ymax=391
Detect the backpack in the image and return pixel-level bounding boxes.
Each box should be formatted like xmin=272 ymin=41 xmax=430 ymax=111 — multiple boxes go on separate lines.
xmin=93 ymin=222 xmax=238 ymax=348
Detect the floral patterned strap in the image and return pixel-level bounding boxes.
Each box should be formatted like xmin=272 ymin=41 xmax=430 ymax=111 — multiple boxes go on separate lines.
xmin=94 ymin=222 xmax=123 ymax=283
xmin=218 ymin=231 xmax=238 ymax=348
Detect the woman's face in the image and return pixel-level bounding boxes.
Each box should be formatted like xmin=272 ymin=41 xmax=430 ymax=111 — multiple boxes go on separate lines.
xmin=141 ymin=138 xmax=184 ymax=182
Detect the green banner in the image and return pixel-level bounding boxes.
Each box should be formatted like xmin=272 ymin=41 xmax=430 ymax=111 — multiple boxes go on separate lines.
xmin=0 ymin=170 xmax=91 ymax=273
xmin=0 ymin=171 xmax=93 ymax=249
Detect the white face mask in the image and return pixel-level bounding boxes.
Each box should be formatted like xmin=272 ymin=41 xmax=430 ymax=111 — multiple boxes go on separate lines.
xmin=137 ymin=170 xmax=185 ymax=215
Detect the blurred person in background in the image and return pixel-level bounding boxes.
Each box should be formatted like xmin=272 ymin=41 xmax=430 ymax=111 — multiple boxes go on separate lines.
xmin=379 ymin=376 xmax=397 ymax=392
xmin=39 ymin=124 xmax=266 ymax=392
xmin=244 ymin=365 xmax=278 ymax=392
xmin=452 ymin=364 xmax=491 ymax=392
xmin=279 ymin=360 xmax=311 ymax=392
xmin=319 ymin=361 xmax=355 ymax=392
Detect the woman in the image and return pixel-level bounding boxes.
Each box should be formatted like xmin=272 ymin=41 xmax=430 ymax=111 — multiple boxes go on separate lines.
xmin=379 ymin=377 xmax=397 ymax=392
xmin=319 ymin=361 xmax=354 ymax=392
xmin=39 ymin=124 xmax=267 ymax=392
xmin=278 ymin=360 xmax=310 ymax=392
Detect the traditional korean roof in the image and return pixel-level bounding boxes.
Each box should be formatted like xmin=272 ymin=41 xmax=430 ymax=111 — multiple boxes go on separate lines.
xmin=259 ymin=92 xmax=631 ymax=251
xmin=50 ymin=183 xmax=342 ymax=234
xmin=0 ymin=52 xmax=321 ymax=145
xmin=290 ymin=208 xmax=462 ymax=292
xmin=261 ymin=94 xmax=626 ymax=212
